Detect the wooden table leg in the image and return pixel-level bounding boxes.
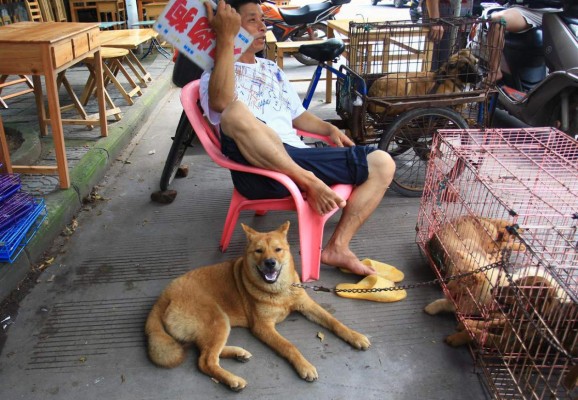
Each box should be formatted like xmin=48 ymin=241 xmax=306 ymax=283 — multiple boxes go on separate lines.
xmin=93 ymin=48 xmax=109 ymax=137
xmin=32 ymin=76 xmax=48 ymax=136
xmin=42 ymin=50 xmax=70 ymax=189
xmin=0 ymin=115 xmax=13 ymax=174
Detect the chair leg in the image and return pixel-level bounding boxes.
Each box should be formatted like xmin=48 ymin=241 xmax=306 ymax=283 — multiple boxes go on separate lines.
xmin=297 ymin=209 xmax=326 ymax=282
xmin=220 ymin=190 xmax=245 ymax=252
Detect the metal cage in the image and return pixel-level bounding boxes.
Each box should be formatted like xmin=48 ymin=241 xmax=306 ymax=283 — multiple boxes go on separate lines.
xmin=416 ymin=127 xmax=578 ymax=399
xmin=336 ymin=18 xmax=504 ymax=143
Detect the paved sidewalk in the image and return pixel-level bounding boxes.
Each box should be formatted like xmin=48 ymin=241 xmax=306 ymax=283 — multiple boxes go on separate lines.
xmin=0 ymin=52 xmax=174 ymax=302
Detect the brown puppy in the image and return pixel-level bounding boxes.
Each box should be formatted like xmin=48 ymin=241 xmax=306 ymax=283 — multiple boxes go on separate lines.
xmin=424 ymin=216 xmax=526 ymax=319
xmin=367 ymin=49 xmax=480 ymax=114
xmin=145 ymin=222 xmax=370 ymax=391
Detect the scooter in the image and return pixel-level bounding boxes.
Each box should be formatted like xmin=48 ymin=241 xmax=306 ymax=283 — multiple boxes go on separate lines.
xmin=261 ymin=0 xmax=350 ymax=65
xmin=479 ymin=1 xmax=578 ymax=139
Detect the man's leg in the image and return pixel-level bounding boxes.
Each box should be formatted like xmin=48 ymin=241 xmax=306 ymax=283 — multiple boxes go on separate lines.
xmin=220 ymin=101 xmax=345 ymax=215
xmin=321 ymin=150 xmax=395 ymax=275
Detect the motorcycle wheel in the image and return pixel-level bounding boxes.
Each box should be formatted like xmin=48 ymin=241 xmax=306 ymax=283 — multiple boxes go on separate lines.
xmin=160 ymin=110 xmax=196 ymax=191
xmin=371 ymin=0 xmax=379 ymax=5
xmin=291 ymin=23 xmax=328 ymax=66
xmin=379 ymin=107 xmax=469 ymax=197
xmin=394 ymin=0 xmax=405 ymax=7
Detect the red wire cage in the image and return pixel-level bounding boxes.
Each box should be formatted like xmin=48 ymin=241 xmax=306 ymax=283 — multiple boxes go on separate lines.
xmin=416 ymin=127 xmax=578 ymax=399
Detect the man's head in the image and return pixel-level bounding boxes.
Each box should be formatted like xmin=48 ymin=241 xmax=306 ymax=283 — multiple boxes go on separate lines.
xmin=226 ymin=0 xmax=261 ymax=12
xmin=225 ymin=0 xmax=266 ymax=58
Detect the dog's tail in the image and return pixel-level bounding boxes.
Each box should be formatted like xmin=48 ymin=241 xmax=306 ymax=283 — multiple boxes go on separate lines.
xmin=145 ymin=297 xmax=186 ymax=368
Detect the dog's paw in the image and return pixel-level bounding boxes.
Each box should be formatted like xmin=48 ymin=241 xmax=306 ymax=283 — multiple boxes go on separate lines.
xmin=226 ymin=377 xmax=247 ymax=392
xmin=423 ymin=303 xmax=438 ymax=315
xmin=445 ymin=332 xmax=470 ymax=347
xmin=296 ymin=361 xmax=318 ymax=382
xmin=236 ymin=352 xmax=252 ymax=363
xmin=347 ymin=331 xmax=371 ymax=350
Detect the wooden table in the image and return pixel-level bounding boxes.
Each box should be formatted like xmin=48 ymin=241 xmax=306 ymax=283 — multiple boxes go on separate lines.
xmin=98 ymin=29 xmax=159 ymax=86
xmin=0 ymin=22 xmax=107 ymax=189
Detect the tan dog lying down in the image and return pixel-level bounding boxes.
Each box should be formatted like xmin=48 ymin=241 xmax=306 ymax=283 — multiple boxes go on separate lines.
xmin=145 ymin=222 xmax=370 ymax=391
xmin=367 ymin=49 xmax=480 ymax=114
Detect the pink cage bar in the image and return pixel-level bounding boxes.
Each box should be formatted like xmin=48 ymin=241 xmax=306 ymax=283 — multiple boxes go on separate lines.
xmin=416 ymin=127 xmax=577 ymax=399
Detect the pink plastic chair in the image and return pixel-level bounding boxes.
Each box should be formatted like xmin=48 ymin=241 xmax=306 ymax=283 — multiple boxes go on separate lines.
xmin=180 ymin=80 xmax=353 ymax=282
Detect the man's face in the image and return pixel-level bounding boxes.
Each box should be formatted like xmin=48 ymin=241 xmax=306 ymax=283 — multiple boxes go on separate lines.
xmin=238 ymin=2 xmax=267 ymax=54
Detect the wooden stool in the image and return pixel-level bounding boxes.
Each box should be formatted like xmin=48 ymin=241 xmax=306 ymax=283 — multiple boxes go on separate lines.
xmin=81 ymin=47 xmax=143 ymax=107
xmin=58 ymin=70 xmax=122 ymax=125
xmin=0 ymin=75 xmax=34 ymax=109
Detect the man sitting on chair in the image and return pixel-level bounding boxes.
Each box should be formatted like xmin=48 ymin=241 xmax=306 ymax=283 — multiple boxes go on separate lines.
xmin=199 ymin=0 xmax=395 ymax=276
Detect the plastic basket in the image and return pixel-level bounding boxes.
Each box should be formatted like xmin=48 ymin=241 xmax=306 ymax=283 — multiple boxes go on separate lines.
xmin=0 ymin=197 xmax=47 ymax=263
xmin=0 ymin=173 xmax=21 ymax=203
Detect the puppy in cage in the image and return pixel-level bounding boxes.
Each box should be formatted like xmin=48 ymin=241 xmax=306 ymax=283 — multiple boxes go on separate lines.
xmin=423 ymin=215 xmax=526 ymax=318
xmin=367 ymin=48 xmax=480 ymax=115
xmin=446 ymin=269 xmax=577 ymax=357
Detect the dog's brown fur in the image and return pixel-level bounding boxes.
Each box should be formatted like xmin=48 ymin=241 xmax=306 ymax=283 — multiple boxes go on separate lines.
xmin=367 ymin=49 xmax=480 ymax=114
xmin=145 ymin=222 xmax=370 ymax=391
xmin=424 ymin=216 xmax=526 ymax=318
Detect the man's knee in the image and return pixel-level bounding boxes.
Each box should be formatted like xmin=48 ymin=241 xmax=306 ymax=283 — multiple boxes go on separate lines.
xmin=221 ymin=101 xmax=256 ymax=139
xmin=368 ymin=150 xmax=395 ymax=182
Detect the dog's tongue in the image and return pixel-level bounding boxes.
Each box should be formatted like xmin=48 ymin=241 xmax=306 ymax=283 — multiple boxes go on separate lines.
xmin=263 ymin=269 xmax=280 ymax=283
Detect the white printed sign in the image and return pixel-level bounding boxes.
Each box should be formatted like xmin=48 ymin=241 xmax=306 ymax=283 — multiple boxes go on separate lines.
xmin=153 ymin=0 xmax=254 ymax=70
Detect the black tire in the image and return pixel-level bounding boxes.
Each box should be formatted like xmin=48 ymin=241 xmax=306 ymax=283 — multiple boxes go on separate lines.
xmin=159 ymin=110 xmax=196 ymax=191
xmin=371 ymin=0 xmax=379 ymax=5
xmin=379 ymin=107 xmax=469 ymax=197
xmin=394 ymin=0 xmax=404 ymax=7
xmin=292 ymin=23 xmax=328 ymax=66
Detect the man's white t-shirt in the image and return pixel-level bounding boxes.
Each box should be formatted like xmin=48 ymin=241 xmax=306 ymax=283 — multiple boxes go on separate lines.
xmin=199 ymin=58 xmax=309 ymax=149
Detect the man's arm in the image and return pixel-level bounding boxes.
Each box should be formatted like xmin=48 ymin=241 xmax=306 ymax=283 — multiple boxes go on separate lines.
xmin=425 ymin=0 xmax=444 ymax=42
xmin=292 ymin=111 xmax=354 ymax=147
xmin=205 ymin=0 xmax=240 ymax=112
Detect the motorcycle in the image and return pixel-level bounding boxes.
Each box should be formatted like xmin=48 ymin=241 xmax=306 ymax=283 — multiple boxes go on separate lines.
xmin=476 ymin=1 xmax=578 ymax=139
xmin=371 ymin=0 xmax=409 ymax=7
xmin=261 ymin=0 xmax=350 ymax=65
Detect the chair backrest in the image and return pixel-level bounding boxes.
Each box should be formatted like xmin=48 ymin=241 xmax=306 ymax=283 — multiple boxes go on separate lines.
xmin=180 ymin=80 xmax=304 ymax=199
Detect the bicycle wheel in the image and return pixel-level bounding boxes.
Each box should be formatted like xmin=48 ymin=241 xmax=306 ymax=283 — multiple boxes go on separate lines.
xmin=379 ymin=107 xmax=469 ymax=197
xmin=159 ymin=110 xmax=196 ymax=191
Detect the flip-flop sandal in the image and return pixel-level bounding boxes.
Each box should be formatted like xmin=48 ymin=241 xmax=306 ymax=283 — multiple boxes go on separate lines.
xmin=335 ymin=275 xmax=407 ymax=303
xmin=340 ymin=258 xmax=404 ymax=283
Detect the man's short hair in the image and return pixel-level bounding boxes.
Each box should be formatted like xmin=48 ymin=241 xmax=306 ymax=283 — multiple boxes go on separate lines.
xmin=226 ymin=0 xmax=261 ymax=12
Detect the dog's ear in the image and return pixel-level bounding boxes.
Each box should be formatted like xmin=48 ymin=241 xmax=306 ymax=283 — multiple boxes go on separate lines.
xmin=277 ymin=221 xmax=290 ymax=237
xmin=241 ymin=223 xmax=259 ymax=239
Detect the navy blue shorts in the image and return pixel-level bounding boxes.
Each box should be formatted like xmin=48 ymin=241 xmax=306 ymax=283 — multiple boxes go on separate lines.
xmin=220 ymin=131 xmax=376 ymax=200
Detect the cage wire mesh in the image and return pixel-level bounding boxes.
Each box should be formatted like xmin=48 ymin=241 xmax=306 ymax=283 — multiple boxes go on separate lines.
xmin=336 ymin=17 xmax=504 ymax=137
xmin=416 ymin=127 xmax=578 ymax=399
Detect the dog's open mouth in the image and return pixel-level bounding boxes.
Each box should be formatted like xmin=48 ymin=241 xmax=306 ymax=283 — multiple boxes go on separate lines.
xmin=257 ymin=259 xmax=282 ymax=284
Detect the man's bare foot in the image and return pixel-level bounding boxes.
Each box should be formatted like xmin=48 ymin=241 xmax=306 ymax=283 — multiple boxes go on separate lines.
xmin=299 ymin=173 xmax=346 ymax=215
xmin=321 ymin=246 xmax=375 ymax=275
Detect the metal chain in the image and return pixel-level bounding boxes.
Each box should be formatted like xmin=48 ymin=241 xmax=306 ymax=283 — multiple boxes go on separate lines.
xmin=292 ymin=262 xmax=500 ymax=293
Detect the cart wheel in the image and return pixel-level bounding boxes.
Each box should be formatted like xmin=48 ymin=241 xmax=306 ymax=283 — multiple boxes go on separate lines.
xmin=160 ymin=110 xmax=196 ymax=191
xmin=379 ymin=107 xmax=469 ymax=197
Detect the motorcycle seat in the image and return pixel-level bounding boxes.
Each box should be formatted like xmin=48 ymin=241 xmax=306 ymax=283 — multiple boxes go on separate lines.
xmin=505 ymin=27 xmax=543 ymax=51
xmin=299 ymin=38 xmax=345 ymax=62
xmin=280 ymin=3 xmax=333 ymax=25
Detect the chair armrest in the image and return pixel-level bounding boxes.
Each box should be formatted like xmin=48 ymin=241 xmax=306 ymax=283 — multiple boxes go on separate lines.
xmin=296 ymin=130 xmax=336 ymax=147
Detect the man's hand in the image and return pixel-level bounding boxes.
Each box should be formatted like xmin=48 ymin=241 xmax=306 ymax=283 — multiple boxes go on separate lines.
xmin=428 ymin=24 xmax=444 ymax=42
xmin=205 ymin=0 xmax=241 ymax=41
xmin=329 ymin=127 xmax=354 ymax=147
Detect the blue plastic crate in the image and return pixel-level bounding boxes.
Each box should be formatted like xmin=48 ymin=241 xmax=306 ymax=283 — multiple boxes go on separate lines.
xmin=0 ymin=174 xmax=21 ymax=203
xmin=0 ymin=191 xmax=35 ymax=232
xmin=0 ymin=198 xmax=47 ymax=263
